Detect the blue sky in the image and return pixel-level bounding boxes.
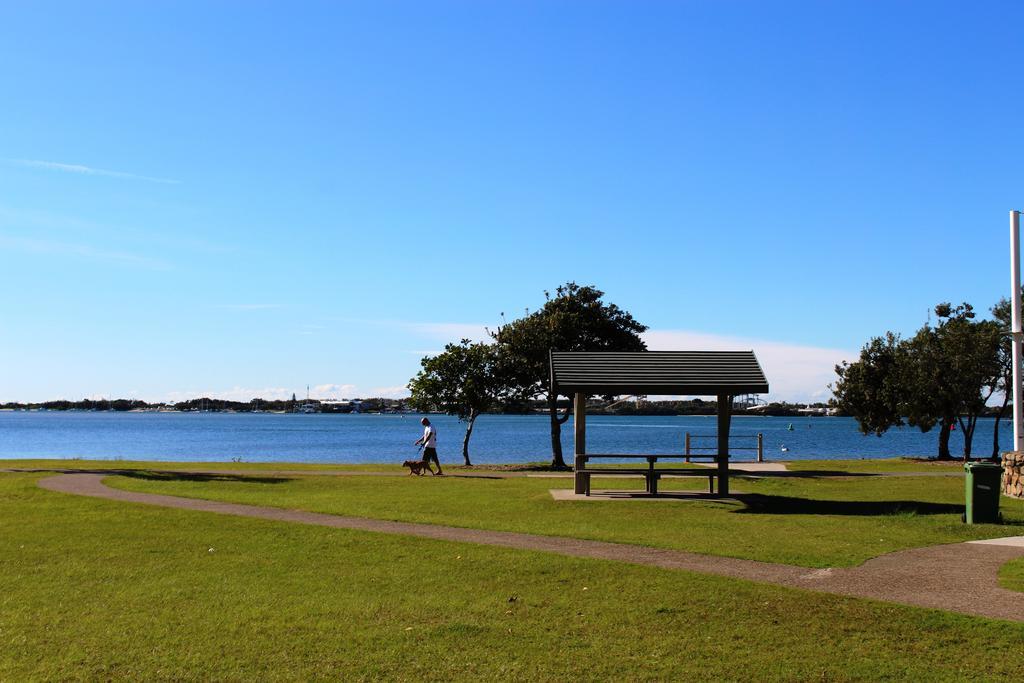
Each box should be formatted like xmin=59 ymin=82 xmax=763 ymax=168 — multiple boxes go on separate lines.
xmin=1 ymin=1 xmax=1022 ymax=403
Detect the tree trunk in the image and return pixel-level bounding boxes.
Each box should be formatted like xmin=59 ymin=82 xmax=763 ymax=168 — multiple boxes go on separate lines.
xmin=937 ymin=417 xmax=953 ymax=460
xmin=461 ymin=411 xmax=476 ymax=467
xmin=993 ymin=395 xmax=1009 ymax=461
xmin=959 ymin=415 xmax=977 ymax=460
xmin=548 ymin=395 xmax=567 ymax=469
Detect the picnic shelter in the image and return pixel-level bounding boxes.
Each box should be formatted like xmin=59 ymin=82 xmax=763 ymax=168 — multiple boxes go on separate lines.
xmin=550 ymin=350 xmax=770 ymax=496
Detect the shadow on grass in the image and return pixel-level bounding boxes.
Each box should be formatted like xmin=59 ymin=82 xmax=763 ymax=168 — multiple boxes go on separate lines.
xmin=732 ymin=471 xmax=877 ymax=479
xmin=445 ymin=474 xmax=508 ymax=480
xmin=115 ymin=470 xmax=292 ymax=485
xmin=10 ymin=468 xmax=292 ymax=485
xmin=732 ymin=493 xmax=963 ymax=516
xmin=462 ymin=463 xmax=571 ymax=473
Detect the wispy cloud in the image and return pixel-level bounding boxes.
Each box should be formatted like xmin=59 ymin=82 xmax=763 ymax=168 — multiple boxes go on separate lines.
xmin=643 ymin=330 xmax=856 ymax=403
xmin=0 ymin=233 xmax=170 ymax=270
xmin=215 ymin=304 xmax=283 ymax=311
xmin=329 ymin=317 xmax=492 ymax=340
xmin=312 ymin=383 xmax=359 ymax=398
xmin=370 ymin=385 xmax=411 ymax=399
xmin=6 ymin=158 xmax=181 ymax=185
xmin=0 ymin=204 xmax=232 ymax=256
xmin=407 ymin=321 xmax=491 ymax=342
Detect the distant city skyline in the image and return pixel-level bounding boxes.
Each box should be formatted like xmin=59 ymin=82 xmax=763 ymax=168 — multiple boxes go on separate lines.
xmin=1 ymin=2 xmax=1021 ymax=403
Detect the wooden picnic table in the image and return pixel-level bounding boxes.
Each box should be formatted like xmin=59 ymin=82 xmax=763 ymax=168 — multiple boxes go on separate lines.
xmin=573 ymin=453 xmax=719 ymax=496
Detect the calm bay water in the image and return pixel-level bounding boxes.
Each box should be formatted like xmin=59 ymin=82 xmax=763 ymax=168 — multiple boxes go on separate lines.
xmin=0 ymin=411 xmax=1009 ymax=463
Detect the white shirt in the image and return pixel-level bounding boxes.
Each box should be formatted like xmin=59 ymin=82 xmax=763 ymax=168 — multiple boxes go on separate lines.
xmin=422 ymin=424 xmax=437 ymax=448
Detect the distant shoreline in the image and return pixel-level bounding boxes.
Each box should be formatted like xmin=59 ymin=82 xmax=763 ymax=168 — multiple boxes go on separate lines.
xmin=0 ymin=397 xmax=847 ymax=417
xmin=0 ymin=404 xmax=1013 ymax=418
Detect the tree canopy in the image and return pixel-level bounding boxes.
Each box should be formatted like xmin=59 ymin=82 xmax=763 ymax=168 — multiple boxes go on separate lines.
xmin=493 ymin=282 xmax=647 ymax=468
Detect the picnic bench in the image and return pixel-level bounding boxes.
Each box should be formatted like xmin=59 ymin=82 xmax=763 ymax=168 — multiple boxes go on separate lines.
xmin=574 ymin=453 xmax=719 ymax=496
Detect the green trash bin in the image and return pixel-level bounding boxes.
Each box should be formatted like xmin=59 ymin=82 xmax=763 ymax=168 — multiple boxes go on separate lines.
xmin=964 ymin=462 xmax=1003 ymax=524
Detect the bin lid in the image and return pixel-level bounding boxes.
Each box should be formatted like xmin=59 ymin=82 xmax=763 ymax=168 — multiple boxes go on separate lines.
xmin=964 ymin=461 xmax=1003 ymax=470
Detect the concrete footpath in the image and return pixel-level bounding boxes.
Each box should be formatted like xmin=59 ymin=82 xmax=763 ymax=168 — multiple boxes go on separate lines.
xmin=35 ymin=471 xmax=1024 ymax=623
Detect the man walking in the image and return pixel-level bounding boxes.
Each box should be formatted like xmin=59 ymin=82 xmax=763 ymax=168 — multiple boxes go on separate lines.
xmin=414 ymin=417 xmax=443 ymax=475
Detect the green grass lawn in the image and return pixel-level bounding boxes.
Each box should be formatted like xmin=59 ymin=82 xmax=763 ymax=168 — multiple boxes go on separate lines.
xmin=99 ymin=464 xmax=1024 ymax=568
xmin=999 ymin=558 xmax=1024 ymax=593
xmin=4 ymin=470 xmax=1024 ymax=680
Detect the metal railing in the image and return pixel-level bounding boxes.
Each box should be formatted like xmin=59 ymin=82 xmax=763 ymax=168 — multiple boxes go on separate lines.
xmin=684 ymin=432 xmax=764 ymax=463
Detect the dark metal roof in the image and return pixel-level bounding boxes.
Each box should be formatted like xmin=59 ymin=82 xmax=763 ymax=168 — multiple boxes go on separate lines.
xmin=550 ymin=351 xmax=769 ymax=396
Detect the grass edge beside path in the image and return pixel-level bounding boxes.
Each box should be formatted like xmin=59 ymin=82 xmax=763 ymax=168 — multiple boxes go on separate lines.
xmin=99 ymin=464 xmax=1024 ymax=569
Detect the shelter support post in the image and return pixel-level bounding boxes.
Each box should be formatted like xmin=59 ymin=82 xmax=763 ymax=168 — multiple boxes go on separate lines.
xmin=717 ymin=394 xmax=732 ymax=496
xmin=573 ymin=392 xmax=587 ymax=494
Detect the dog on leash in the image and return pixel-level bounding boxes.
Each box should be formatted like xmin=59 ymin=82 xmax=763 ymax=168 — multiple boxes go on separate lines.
xmin=403 ymin=459 xmax=432 ymax=476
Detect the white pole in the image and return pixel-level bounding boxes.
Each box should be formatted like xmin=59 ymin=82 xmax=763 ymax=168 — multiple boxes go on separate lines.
xmin=1011 ymin=210 xmax=1023 ymax=453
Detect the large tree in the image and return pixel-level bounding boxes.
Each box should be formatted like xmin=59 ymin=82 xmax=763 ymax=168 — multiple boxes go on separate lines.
xmin=898 ymin=305 xmax=961 ymax=459
xmin=832 ymin=303 xmax=1003 ymax=460
xmin=492 ymin=282 xmax=647 ymax=468
xmin=931 ymin=304 xmax=1002 ymax=458
xmin=407 ymin=340 xmax=509 ymax=466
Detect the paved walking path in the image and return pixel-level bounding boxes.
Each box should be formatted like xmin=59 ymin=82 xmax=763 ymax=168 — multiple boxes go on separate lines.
xmin=35 ymin=472 xmax=1024 ymax=622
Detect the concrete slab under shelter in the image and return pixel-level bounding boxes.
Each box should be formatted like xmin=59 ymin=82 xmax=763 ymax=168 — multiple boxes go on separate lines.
xmin=549 ymin=488 xmax=743 ymax=502
xmin=687 ymin=462 xmax=788 ymax=473
xmin=526 ymin=462 xmax=788 ymax=479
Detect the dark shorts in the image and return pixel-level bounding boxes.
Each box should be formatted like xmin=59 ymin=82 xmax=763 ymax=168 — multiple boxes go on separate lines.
xmin=421 ymin=447 xmax=439 ymax=465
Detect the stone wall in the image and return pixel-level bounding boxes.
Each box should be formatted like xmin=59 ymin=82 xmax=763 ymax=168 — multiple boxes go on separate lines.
xmin=1003 ymin=451 xmax=1024 ymax=498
